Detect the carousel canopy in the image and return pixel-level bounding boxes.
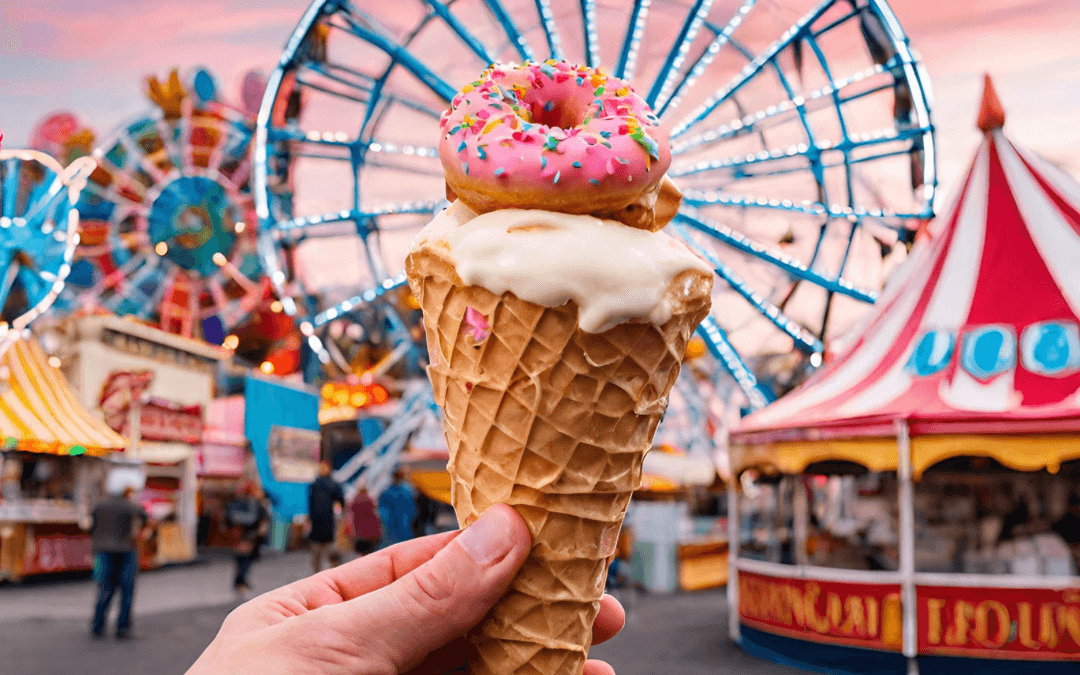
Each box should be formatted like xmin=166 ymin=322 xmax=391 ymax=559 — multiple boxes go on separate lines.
xmin=0 ymin=339 xmax=126 ymax=456
xmin=732 ymin=77 xmax=1080 ymax=476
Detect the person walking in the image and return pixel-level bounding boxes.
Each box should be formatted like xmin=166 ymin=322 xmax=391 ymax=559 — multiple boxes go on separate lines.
xmin=378 ymin=468 xmax=417 ymax=547
xmin=225 ymin=479 xmax=271 ymax=595
xmin=347 ymin=485 xmax=382 ymax=557
xmin=307 ymin=461 xmax=345 ymax=572
xmin=90 ymin=485 xmax=148 ymax=640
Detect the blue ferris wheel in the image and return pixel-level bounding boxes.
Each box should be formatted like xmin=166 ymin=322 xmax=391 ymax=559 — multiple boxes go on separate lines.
xmin=254 ymin=0 xmax=936 ymax=410
xmin=0 ymin=149 xmax=95 ymax=350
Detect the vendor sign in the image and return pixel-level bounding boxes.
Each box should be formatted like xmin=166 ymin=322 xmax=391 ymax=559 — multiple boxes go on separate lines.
xmin=23 ymin=532 xmax=93 ymax=575
xmin=738 ymin=570 xmax=903 ymax=651
xmin=918 ymin=585 xmax=1080 ymax=660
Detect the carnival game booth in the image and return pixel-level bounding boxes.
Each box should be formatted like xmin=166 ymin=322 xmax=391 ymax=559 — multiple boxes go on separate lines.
xmin=727 ymin=81 xmax=1080 ymax=675
xmin=0 ymin=339 xmax=127 ymax=580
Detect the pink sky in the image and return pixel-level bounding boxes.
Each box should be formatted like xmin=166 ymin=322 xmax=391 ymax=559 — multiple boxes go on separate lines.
xmin=1 ymin=0 xmax=1077 ymax=199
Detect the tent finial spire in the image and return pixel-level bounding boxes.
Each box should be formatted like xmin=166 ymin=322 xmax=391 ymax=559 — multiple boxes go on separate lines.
xmin=977 ymin=74 xmax=1006 ymax=133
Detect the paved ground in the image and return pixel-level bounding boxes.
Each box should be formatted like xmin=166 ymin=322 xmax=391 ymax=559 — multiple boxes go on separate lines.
xmin=0 ymin=551 xmax=812 ymax=675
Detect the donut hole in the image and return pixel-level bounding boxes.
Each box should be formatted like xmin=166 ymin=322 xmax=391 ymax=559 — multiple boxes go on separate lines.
xmin=528 ymin=98 xmax=587 ymax=130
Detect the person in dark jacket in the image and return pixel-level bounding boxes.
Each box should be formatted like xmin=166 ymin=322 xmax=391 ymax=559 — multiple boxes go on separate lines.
xmin=90 ymin=485 xmax=148 ymax=639
xmin=225 ymin=479 xmax=271 ymax=594
xmin=307 ymin=461 xmax=344 ymax=572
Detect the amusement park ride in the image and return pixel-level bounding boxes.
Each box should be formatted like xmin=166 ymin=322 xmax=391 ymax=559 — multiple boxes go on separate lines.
xmin=5 ymin=0 xmax=939 ymax=493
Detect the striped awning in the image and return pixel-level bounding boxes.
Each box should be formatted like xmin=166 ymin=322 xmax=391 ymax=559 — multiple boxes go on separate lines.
xmin=0 ymin=339 xmax=126 ymax=456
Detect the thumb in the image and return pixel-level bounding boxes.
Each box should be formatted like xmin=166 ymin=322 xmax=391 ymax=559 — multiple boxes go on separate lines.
xmin=335 ymin=504 xmax=531 ymax=672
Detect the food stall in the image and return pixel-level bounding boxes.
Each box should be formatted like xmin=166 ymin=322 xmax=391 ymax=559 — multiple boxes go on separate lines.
xmin=727 ymin=83 xmax=1080 ymax=675
xmin=53 ymin=313 xmax=229 ymax=565
xmin=0 ymin=339 xmax=127 ymax=580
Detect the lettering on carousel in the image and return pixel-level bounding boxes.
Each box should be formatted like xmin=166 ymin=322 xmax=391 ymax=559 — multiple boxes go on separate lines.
xmin=738 ymin=571 xmax=903 ymax=651
xmin=919 ymin=586 xmax=1080 ymax=659
xmin=906 ymin=321 xmax=1080 ymax=379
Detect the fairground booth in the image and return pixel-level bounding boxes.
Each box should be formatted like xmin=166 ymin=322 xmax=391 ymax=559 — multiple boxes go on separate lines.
xmin=728 ymin=82 xmax=1080 ymax=675
xmin=0 ymin=339 xmax=126 ymax=580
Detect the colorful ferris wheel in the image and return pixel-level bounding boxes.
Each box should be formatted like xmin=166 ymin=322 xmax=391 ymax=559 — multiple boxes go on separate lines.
xmin=254 ymin=0 xmax=936 ymax=408
xmin=67 ymin=68 xmax=272 ymax=344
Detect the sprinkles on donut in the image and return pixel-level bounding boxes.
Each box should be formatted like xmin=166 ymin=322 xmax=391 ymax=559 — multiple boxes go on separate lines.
xmin=438 ymin=60 xmax=680 ymax=231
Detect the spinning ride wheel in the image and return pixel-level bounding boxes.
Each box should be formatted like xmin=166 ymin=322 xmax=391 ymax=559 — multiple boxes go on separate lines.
xmin=0 ymin=149 xmax=94 ymax=352
xmin=69 ymin=70 xmax=269 ymax=343
xmin=255 ymin=0 xmax=936 ymax=406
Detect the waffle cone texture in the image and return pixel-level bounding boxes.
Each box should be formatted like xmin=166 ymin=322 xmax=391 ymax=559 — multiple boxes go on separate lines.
xmin=406 ymin=249 xmax=711 ymax=675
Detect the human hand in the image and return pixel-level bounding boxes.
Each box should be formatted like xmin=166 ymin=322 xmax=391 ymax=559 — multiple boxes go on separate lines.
xmin=186 ymin=504 xmax=625 ymax=675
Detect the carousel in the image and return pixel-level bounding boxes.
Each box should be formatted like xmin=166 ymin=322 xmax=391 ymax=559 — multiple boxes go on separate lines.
xmin=727 ymin=79 xmax=1080 ymax=674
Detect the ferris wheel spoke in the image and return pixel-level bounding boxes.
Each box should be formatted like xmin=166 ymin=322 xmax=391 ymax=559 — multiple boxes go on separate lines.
xmin=0 ymin=260 xmax=19 ymax=310
xmin=23 ymin=174 xmax=68 ymax=229
xmin=674 ymin=208 xmax=877 ymax=303
xmin=271 ymin=200 xmax=442 ymax=241
xmin=482 ymin=0 xmax=536 ymax=62
xmin=671 ymin=61 xmax=897 ymax=155
xmin=153 ymin=118 xmax=185 ymax=170
xmin=695 ymin=315 xmax=771 ymax=410
xmin=670 ymin=0 xmax=835 ymax=139
xmin=218 ymin=257 xmax=259 ymax=294
xmin=644 ymin=0 xmax=714 ymax=109
xmin=532 ymin=0 xmax=565 ymax=61
xmin=205 ymin=277 xmax=231 ymax=318
xmin=579 ymin=0 xmax=600 ymax=67
xmin=313 ymin=272 xmax=407 ymax=328
xmin=673 ymin=125 xmax=930 ymax=182
xmin=422 ymin=0 xmax=498 ymax=65
xmin=296 ymin=61 xmax=376 ymax=106
xmin=670 ymin=222 xmax=823 ymax=355
xmin=681 ymin=189 xmax=922 ymax=225
xmin=334 ymin=8 xmax=457 ymax=102
xmin=655 ymin=0 xmax=757 ymax=117
xmin=135 ymin=266 xmax=177 ymax=321
xmin=106 ymin=256 xmax=162 ymax=313
xmin=613 ymin=0 xmax=650 ymax=81
xmin=2 ymin=160 xmax=19 ymax=219
xmin=116 ymin=134 xmax=170 ymax=186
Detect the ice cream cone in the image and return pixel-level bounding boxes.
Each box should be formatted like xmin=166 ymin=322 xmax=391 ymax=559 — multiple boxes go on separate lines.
xmin=406 ymin=249 xmax=711 ymax=675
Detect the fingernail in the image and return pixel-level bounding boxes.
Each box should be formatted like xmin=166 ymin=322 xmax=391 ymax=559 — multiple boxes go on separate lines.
xmin=457 ymin=505 xmax=515 ymax=565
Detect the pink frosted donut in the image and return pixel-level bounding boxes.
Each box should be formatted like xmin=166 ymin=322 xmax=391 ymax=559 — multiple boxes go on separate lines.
xmin=438 ymin=61 xmax=676 ymax=231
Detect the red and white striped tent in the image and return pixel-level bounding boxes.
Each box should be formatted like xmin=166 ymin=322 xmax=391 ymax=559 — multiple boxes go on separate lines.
xmin=731 ymin=77 xmax=1080 ymax=478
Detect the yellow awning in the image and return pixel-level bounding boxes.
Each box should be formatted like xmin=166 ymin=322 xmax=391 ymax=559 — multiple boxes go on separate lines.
xmin=733 ymin=433 xmax=1080 ymax=478
xmin=0 ymin=340 xmax=126 ymax=456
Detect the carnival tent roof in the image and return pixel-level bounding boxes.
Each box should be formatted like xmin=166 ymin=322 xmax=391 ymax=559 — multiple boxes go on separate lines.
xmin=732 ymin=77 xmax=1080 ymax=476
xmin=0 ymin=339 xmax=127 ymax=456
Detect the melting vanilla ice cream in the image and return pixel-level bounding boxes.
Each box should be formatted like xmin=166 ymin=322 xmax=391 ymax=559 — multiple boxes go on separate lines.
xmin=410 ymin=201 xmax=712 ymax=333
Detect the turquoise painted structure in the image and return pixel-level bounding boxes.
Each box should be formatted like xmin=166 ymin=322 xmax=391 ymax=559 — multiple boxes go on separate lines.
xmin=243 ymin=375 xmax=320 ymax=522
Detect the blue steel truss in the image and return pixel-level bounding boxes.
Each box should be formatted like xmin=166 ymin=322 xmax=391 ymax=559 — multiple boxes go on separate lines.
xmin=254 ymin=0 xmax=936 ymax=408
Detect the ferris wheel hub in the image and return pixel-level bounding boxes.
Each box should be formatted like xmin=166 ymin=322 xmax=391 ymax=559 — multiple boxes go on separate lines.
xmin=147 ymin=175 xmax=239 ymax=276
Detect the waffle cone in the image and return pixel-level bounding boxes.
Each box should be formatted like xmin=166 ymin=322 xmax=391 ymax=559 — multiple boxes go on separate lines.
xmin=406 ymin=249 xmax=710 ymax=675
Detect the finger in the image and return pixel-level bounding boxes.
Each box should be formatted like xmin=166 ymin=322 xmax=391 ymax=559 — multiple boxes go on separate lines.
xmin=584 ymin=659 xmax=617 ymax=675
xmin=322 ymin=504 xmax=531 ymax=673
xmin=592 ymin=594 xmax=625 ymax=646
xmin=236 ymin=531 xmax=460 ymax=628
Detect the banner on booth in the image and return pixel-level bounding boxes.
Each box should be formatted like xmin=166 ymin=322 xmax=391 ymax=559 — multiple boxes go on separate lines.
xmin=738 ymin=571 xmax=904 ymax=651
xmin=918 ymin=585 xmax=1080 ymax=660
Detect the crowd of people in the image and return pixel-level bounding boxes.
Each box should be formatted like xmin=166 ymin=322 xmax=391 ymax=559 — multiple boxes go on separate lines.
xmin=86 ymin=459 xmax=447 ymax=639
